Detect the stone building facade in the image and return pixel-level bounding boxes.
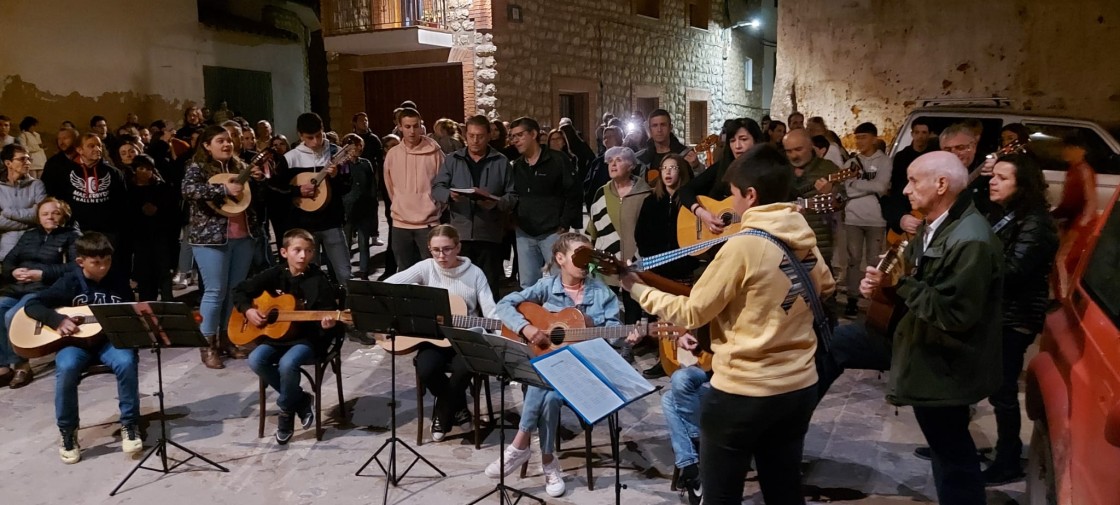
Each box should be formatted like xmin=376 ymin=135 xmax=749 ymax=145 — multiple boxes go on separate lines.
xmin=772 ymin=0 xmax=1120 ymax=146
xmin=325 ymin=0 xmax=766 ymax=145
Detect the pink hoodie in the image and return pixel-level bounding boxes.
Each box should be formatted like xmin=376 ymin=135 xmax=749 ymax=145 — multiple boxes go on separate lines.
xmin=385 ymin=136 xmax=445 ymax=228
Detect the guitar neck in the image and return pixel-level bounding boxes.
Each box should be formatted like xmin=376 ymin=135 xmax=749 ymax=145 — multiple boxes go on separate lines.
xmin=451 ymin=314 xmax=504 ymax=332
xmin=273 ymin=310 xmax=345 ymax=323
xmin=561 ymin=324 xmax=643 ymax=341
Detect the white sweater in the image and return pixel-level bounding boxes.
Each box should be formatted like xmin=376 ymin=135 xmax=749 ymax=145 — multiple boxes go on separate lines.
xmin=385 ymin=257 xmax=496 ymax=317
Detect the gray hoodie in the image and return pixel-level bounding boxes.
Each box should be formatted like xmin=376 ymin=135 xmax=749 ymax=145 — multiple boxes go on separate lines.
xmin=841 ymin=150 xmax=891 ymax=227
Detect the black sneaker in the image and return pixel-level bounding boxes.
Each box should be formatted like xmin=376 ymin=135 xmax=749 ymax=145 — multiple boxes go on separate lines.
xmin=679 ymin=464 xmax=702 ymax=505
xmin=296 ymin=394 xmax=315 ymax=430
xmin=914 ymin=446 xmax=931 ymax=460
xmin=453 ymin=408 xmax=472 ymax=427
xmin=982 ymin=461 xmax=1025 ymax=486
xmin=642 ymin=362 xmax=667 ymax=379
xmin=276 ymin=411 xmax=294 ymax=445
xmin=845 ymin=299 xmax=859 ymax=317
xmin=431 ymin=416 xmax=446 ymax=442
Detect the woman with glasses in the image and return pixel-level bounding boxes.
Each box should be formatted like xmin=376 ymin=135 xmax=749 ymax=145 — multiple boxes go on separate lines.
xmin=385 ymin=224 xmax=496 ymax=442
xmin=0 ymin=144 xmax=47 ymax=260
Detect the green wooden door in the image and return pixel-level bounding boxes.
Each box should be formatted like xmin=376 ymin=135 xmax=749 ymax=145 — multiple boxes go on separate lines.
xmin=203 ymin=66 xmax=274 ymax=124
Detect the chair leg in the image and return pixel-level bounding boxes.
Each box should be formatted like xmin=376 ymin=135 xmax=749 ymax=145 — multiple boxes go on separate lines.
xmin=333 ymin=356 xmax=346 ymax=420
xmin=258 ymin=378 xmax=266 ymax=439
xmin=472 ymin=376 xmax=482 ymax=449
xmin=584 ymin=422 xmax=594 ymax=491
xmin=314 ymin=367 xmax=324 ymax=441
xmin=416 ymin=374 xmax=425 ymax=446
xmin=483 ymin=377 xmax=493 ymax=423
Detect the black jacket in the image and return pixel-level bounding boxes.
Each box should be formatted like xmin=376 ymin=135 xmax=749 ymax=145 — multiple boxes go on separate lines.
xmin=635 ymin=191 xmax=698 ymax=281
xmin=635 ymin=135 xmax=689 ymax=178
xmin=1 ymin=226 xmax=81 ymax=298
xmin=680 ymin=158 xmax=732 ymax=212
xmin=231 ymin=264 xmax=341 ymax=353
xmin=990 ymin=206 xmax=1059 ymax=334
xmin=126 ymin=181 xmax=181 ymax=248
xmin=25 ymin=269 xmax=131 ymax=329
xmin=343 ymin=158 xmax=379 ymax=234
xmin=510 ymin=148 xmax=581 ymax=236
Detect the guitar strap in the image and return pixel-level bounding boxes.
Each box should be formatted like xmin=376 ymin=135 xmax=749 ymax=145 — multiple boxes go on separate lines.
xmin=633 ymin=229 xmax=753 ymax=272
xmin=741 ymin=229 xmax=833 ymax=354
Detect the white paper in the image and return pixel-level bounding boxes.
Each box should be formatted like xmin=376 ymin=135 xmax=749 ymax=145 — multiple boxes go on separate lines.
xmin=570 ymin=338 xmax=656 ymax=402
xmin=533 ymin=349 xmax=623 ymax=424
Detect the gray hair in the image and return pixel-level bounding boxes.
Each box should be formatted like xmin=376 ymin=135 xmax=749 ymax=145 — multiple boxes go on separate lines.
xmin=604 ymin=146 xmax=636 ymax=167
xmin=914 ymin=151 xmax=969 ymax=194
xmin=939 ymin=123 xmax=978 ymax=145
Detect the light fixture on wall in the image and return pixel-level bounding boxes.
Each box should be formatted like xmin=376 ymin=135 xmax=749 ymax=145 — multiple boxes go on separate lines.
xmin=731 ymin=18 xmax=761 ymax=30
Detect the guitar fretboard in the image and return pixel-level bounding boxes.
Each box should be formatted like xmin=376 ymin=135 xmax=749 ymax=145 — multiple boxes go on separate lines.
xmin=451 ymin=315 xmax=504 ymax=331
xmin=547 ymin=324 xmax=646 ymax=342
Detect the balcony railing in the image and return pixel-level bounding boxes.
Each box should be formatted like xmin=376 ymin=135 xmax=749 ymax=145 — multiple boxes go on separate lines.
xmin=323 ymin=0 xmax=450 ymax=36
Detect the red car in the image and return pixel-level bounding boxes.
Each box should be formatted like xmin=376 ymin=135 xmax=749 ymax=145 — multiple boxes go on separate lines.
xmin=1025 ymin=186 xmax=1120 ymax=505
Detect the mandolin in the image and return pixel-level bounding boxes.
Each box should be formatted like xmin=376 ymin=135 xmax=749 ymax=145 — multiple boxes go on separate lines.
xmin=207 ymin=149 xmax=273 ymax=217
xmin=227 ymin=292 xmax=352 ymax=346
xmin=865 ymin=239 xmax=910 ymax=336
xmin=10 ymin=306 xmax=104 ymax=359
xmin=290 ymin=138 xmax=357 ymax=212
xmin=675 ymin=191 xmax=848 ymax=255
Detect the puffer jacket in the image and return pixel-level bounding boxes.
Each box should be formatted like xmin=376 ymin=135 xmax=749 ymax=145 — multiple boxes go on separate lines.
xmin=990 ymin=206 xmax=1058 ymax=334
xmin=0 ymin=175 xmax=46 ymax=259
xmin=1 ymin=224 xmax=80 ymax=298
xmin=430 ymin=147 xmax=516 ymax=243
xmin=182 ymin=159 xmax=261 ymax=246
xmin=887 ymin=194 xmax=1004 ymax=407
xmin=791 ymin=156 xmax=840 ymax=263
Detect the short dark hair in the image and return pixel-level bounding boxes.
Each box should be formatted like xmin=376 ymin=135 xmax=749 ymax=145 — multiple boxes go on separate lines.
xmin=723 ymin=143 xmax=794 ymax=206
xmin=787 ymin=111 xmax=804 ymax=122
xmin=89 ymin=115 xmax=107 ymax=128
xmin=396 ymin=107 xmax=421 ymax=123
xmin=854 ymin=122 xmax=878 ymax=136
xmin=648 ymin=109 xmax=672 ymax=124
xmin=296 ymin=113 xmax=324 ymax=135
xmin=132 ymin=154 xmax=156 ymax=169
xmin=0 ymin=115 xmax=9 ymax=122
xmin=465 ymin=115 xmax=490 ymax=131
xmin=998 ymin=153 xmax=1050 ymax=215
xmin=352 ymin=112 xmax=368 ymax=123
xmin=1062 ymin=131 xmax=1090 ymax=149
xmin=76 ymin=232 xmax=114 ymax=258
xmin=19 ymin=116 xmax=38 ymax=132
xmin=1 ymin=143 xmax=27 ymax=162
xmin=282 ymin=228 xmax=316 ymax=249
xmin=810 ymin=135 xmax=831 ymax=151
xmin=149 ymin=120 xmax=166 ymax=130
xmin=911 ymin=117 xmax=931 ymax=130
xmin=510 ymin=117 xmax=540 ymax=135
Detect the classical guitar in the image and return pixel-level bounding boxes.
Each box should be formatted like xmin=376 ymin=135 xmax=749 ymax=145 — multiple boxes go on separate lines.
xmin=886 ymin=140 xmax=1027 ymax=245
xmin=645 ymin=134 xmax=721 ymax=184
xmin=865 ymin=239 xmax=910 ymax=336
xmin=227 ymin=292 xmax=352 ymax=346
xmin=572 ymin=246 xmax=711 ymax=373
xmin=375 ymin=294 xmax=505 ymax=355
xmin=10 ymin=306 xmax=103 ymax=359
xmin=207 ymin=149 xmax=273 ymax=217
xmin=503 ymin=302 xmax=684 ymax=357
xmin=676 ymin=191 xmax=848 ymax=255
xmin=290 ymin=138 xmax=357 ymax=212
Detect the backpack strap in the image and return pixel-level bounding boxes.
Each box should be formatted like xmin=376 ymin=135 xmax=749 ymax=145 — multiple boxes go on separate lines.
xmin=742 ymin=229 xmax=832 ymax=354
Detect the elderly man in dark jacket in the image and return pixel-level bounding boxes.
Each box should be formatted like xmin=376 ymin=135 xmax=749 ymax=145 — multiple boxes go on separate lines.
xmin=861 ymin=150 xmax=1003 ymax=505
xmin=431 ymin=115 xmax=517 ymax=297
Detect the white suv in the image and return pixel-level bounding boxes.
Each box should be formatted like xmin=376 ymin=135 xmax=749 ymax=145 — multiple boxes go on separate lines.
xmin=889 ymin=98 xmax=1119 ymax=207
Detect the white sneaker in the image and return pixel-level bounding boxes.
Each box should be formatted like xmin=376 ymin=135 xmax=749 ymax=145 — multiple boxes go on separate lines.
xmin=542 ymin=458 xmax=566 ymax=497
xmin=59 ymin=429 xmax=81 ymax=464
xmin=484 ymin=445 xmax=531 ymax=478
xmin=121 ymin=424 xmax=143 ymax=455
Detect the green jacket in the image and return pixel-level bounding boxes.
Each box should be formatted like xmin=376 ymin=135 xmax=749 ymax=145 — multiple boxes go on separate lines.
xmin=792 ymin=156 xmax=840 ymax=264
xmin=887 ymin=193 xmax=1004 ymax=407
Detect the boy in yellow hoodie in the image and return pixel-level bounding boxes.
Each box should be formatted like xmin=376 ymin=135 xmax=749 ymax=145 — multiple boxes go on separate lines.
xmin=621 ymin=143 xmax=835 ymax=505
xmin=384 ymin=107 xmax=445 ymax=271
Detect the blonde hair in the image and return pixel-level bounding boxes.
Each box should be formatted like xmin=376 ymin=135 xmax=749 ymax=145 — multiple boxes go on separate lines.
xmin=427 ymin=224 xmax=460 ymax=246
xmin=550 ymin=232 xmax=591 ymax=270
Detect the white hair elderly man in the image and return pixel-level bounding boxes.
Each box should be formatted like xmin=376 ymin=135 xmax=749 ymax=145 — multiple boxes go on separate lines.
xmin=938 ymin=123 xmax=995 ymax=215
xmin=855 ymin=150 xmax=1004 ymax=505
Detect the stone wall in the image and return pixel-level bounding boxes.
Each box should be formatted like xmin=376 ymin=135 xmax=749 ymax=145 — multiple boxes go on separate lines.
xmin=773 ymin=0 xmax=1120 ymax=146
xmin=486 ymin=0 xmax=766 ymax=141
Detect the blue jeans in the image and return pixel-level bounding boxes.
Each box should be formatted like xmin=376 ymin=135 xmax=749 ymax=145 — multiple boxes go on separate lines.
xmin=193 ymin=238 xmax=254 ymax=337
xmin=249 ymin=343 xmax=315 ymax=412
xmin=662 ymin=366 xmax=710 ymax=468
xmin=0 ymin=294 xmax=35 ymax=366
xmin=514 ymin=229 xmax=560 ymax=290
xmin=314 ymin=227 xmax=351 ymax=284
xmin=519 ymin=385 xmax=562 ymax=455
xmin=177 ymin=225 xmax=194 ymax=273
xmin=55 ymin=342 xmax=139 ymax=430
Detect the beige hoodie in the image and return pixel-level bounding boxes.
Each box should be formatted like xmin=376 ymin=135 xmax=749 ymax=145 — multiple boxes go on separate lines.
xmin=385 ymin=136 xmax=445 ymax=228
xmin=631 ymin=202 xmax=836 ymax=397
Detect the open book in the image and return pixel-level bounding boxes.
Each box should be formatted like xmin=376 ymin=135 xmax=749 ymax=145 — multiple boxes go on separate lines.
xmin=531 ymin=338 xmax=656 ymax=425
xmin=449 ymin=187 xmax=500 ymax=201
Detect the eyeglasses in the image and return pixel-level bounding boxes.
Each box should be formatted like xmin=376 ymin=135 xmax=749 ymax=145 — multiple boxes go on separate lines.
xmin=429 ymin=246 xmax=457 ymax=256
xmin=11 ymin=156 xmax=32 ymax=163
xmin=660 ymin=165 xmax=680 ymax=173
xmin=942 ymin=143 xmax=975 ymax=154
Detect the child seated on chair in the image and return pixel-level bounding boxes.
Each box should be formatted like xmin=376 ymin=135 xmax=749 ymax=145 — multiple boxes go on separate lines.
xmin=232 ymin=228 xmax=341 ymax=445
xmin=23 ymin=232 xmax=140 ymax=464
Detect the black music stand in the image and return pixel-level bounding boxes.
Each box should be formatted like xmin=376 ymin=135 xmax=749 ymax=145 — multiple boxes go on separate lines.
xmin=90 ymin=302 xmax=228 ymax=496
xmin=444 ymin=327 xmax=547 ymax=505
xmin=347 ymin=280 xmax=448 ymax=503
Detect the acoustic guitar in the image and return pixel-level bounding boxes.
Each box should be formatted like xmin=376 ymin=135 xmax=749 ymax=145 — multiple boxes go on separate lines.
xmin=227 ymin=292 xmax=352 ymax=346
xmin=10 ymin=306 xmax=104 ymax=359
xmin=676 ymin=192 xmax=848 ymax=255
xmin=886 ymin=140 xmax=1027 ymax=245
xmin=503 ymin=302 xmax=684 ymax=357
xmin=290 ymin=138 xmax=357 ymax=212
xmin=207 ymin=149 xmax=273 ymax=217
xmin=375 ymin=294 xmax=504 ymax=355
xmin=865 ymin=239 xmax=910 ymax=336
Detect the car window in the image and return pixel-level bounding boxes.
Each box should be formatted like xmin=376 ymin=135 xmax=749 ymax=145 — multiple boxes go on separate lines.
xmin=1082 ymin=201 xmax=1120 ymax=328
xmin=1021 ymin=122 xmax=1120 ymax=175
xmin=910 ymin=116 xmax=1005 ymax=157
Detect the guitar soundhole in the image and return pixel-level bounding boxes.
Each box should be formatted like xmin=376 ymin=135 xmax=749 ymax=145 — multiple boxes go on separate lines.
xmin=265 ymin=309 xmax=280 ymax=325
xmin=719 ymin=212 xmax=733 ymax=226
xmin=549 ymin=328 xmax=565 ymax=346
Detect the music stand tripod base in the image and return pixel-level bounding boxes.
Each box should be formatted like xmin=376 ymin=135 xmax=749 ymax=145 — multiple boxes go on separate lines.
xmin=90 ymin=302 xmax=229 ymax=496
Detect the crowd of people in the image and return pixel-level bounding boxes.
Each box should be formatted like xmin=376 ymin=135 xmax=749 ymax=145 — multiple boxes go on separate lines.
xmin=0 ymin=100 xmax=1102 ymax=504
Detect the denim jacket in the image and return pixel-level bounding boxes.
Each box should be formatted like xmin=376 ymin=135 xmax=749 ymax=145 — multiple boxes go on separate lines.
xmin=495 ymin=274 xmax=621 ymax=336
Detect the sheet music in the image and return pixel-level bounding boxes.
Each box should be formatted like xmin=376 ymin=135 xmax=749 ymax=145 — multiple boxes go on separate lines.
xmin=533 ymin=349 xmax=623 ymax=424
xmin=484 ymin=334 xmax=550 ymax=389
xmin=569 ymin=338 xmax=655 ymax=402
